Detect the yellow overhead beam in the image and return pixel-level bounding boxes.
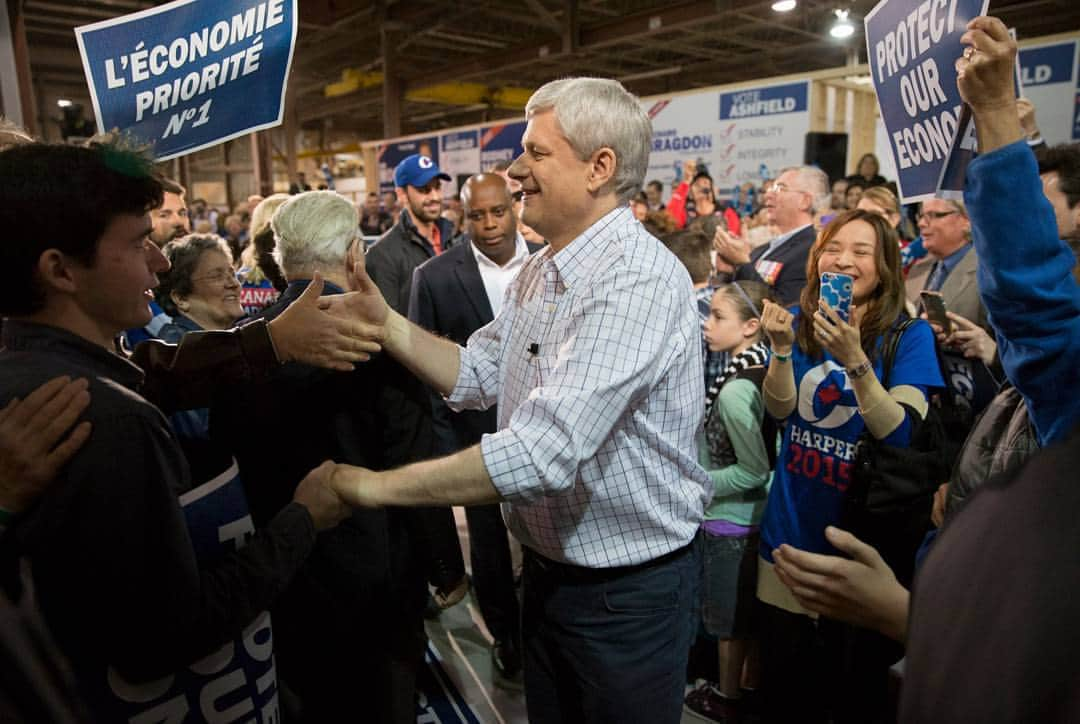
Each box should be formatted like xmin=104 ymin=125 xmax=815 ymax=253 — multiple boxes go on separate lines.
xmin=405 ymin=82 xmax=531 ymax=110
xmin=324 ymin=69 xmax=384 ymax=97
xmin=323 ymin=68 xmax=531 ymax=110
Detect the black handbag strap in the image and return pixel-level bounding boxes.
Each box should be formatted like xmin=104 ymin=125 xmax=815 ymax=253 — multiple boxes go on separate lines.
xmin=879 ymin=317 xmax=918 ymax=388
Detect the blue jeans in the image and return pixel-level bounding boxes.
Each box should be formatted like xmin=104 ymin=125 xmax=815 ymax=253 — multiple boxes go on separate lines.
xmin=521 ymin=538 xmax=700 ymax=724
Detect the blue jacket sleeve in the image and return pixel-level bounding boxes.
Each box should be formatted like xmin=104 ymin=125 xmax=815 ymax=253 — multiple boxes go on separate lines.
xmin=964 ymin=140 xmax=1080 ymax=446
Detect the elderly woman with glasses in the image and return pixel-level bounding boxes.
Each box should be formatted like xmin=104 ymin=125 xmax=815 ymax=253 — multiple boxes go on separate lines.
xmin=157 ymin=234 xmax=246 ymax=342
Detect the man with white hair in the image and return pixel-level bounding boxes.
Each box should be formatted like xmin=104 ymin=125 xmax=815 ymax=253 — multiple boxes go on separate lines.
xmin=732 ymin=165 xmax=828 ymax=305
xmin=216 ymin=190 xmax=433 ymax=723
xmin=330 ymin=78 xmax=709 ymax=724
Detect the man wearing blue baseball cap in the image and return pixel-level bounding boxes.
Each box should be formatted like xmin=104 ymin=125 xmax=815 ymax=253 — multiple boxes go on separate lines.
xmin=366 ymin=153 xmax=456 ymax=315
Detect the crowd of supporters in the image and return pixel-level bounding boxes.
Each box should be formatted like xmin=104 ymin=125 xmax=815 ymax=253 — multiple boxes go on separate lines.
xmin=0 ymin=14 xmax=1077 ymax=724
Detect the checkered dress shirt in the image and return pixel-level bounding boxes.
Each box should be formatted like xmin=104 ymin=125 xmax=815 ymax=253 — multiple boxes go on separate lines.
xmin=447 ymin=206 xmax=711 ymax=567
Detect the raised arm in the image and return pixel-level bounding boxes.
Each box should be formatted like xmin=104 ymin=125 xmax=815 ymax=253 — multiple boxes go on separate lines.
xmin=959 ymin=15 xmax=1080 ymax=445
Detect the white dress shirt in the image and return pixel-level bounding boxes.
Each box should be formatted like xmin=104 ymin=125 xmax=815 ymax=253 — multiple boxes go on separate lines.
xmin=471 ymin=233 xmax=530 ymax=317
xmin=447 ymin=206 xmax=711 ymax=568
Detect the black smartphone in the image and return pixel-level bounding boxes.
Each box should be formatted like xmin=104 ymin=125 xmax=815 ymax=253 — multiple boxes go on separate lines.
xmin=920 ymin=290 xmax=951 ymax=335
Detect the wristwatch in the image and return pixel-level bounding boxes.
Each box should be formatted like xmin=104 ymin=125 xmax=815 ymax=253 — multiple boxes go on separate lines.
xmin=847 ymin=358 xmax=873 ymax=379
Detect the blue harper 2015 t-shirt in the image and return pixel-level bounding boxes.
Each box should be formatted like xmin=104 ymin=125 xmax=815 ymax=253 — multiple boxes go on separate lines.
xmin=761 ymin=313 xmax=943 ymax=561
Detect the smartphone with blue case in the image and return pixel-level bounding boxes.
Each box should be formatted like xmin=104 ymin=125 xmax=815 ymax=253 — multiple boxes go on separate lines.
xmin=820 ymin=272 xmax=854 ymax=324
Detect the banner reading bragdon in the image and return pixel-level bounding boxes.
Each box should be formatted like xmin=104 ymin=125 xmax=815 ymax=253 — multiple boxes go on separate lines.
xmin=76 ymin=0 xmax=296 ymax=161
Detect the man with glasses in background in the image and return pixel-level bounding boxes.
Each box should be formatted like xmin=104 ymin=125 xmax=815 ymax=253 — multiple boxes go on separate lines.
xmin=906 ymin=199 xmax=988 ymax=330
xmin=730 ymin=165 xmax=829 ymax=305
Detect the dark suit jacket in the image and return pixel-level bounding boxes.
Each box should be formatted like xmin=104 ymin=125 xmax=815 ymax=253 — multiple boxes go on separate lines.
xmin=407 ymin=239 xmax=541 ymax=456
xmin=212 ymin=280 xmax=432 ymax=695
xmin=734 ymin=224 xmax=816 ymax=306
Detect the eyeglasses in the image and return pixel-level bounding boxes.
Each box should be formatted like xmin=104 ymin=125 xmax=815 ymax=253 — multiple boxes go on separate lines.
xmin=766 ymin=182 xmax=805 ymax=195
xmin=190 ymin=269 xmax=241 ymax=285
xmin=917 ymin=211 xmax=958 ymax=223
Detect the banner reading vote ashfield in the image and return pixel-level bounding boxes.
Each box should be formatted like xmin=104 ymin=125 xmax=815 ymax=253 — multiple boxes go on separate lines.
xmin=76 ymin=0 xmax=297 ymax=161
xmin=643 ymin=81 xmax=809 ymax=201
xmin=865 ymin=0 xmax=988 ymax=202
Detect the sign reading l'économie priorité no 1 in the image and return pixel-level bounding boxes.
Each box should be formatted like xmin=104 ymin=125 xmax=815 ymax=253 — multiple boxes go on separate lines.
xmin=864 ymin=0 xmax=988 ymax=203
xmin=76 ymin=0 xmax=297 ymax=161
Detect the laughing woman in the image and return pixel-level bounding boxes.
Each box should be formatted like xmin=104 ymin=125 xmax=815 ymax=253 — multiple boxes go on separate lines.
xmin=155 ymin=234 xmax=246 ymax=480
xmin=157 ymin=234 xmax=246 ymax=342
xmin=753 ymin=208 xmax=942 ymax=724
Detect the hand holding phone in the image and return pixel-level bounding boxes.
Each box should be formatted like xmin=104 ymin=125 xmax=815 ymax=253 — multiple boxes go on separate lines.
xmin=920 ymin=291 xmax=952 ymax=335
xmin=819 ymin=272 xmax=854 ymax=324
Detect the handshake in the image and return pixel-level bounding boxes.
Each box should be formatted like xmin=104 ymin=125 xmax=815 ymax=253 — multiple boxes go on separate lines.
xmin=292 ymin=460 xmax=380 ymax=531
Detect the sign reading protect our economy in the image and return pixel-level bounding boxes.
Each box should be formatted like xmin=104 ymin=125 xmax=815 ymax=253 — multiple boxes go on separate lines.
xmin=75 ymin=0 xmax=297 ymax=161
xmin=643 ymin=80 xmax=810 ymax=201
xmin=864 ymin=0 xmax=988 ymax=202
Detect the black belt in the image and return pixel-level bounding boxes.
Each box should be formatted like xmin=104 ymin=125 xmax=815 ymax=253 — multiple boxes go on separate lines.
xmin=524 ymin=539 xmax=695 ymax=583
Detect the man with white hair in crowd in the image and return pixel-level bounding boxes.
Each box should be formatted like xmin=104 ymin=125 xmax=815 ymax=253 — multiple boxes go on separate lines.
xmin=216 ymin=190 xmax=434 ymax=723
xmin=727 ymin=165 xmax=830 ymax=305
xmin=329 ymin=77 xmax=709 ymax=724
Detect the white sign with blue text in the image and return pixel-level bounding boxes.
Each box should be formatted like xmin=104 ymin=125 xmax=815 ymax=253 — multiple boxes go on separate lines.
xmin=1018 ymin=40 xmax=1079 ymax=146
xmin=865 ymin=0 xmax=988 ymax=202
xmin=643 ymin=80 xmax=810 ymax=201
xmin=76 ymin=0 xmax=297 ymax=161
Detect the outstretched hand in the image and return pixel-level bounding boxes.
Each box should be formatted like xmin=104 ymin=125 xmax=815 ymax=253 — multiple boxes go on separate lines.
xmin=293 ymin=460 xmax=352 ymax=531
xmin=772 ymin=526 xmax=910 ymax=642
xmin=267 ymin=272 xmax=383 ymax=372
xmin=329 ymin=463 xmax=382 ymax=509
xmin=0 ymin=377 xmax=92 ymax=513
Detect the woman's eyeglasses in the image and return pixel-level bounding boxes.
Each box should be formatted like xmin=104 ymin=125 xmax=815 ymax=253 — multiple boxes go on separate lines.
xmin=191 ymin=269 xmax=242 ymax=285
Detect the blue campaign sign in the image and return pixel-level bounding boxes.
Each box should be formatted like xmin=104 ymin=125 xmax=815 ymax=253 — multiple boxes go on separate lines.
xmin=864 ymin=0 xmax=988 ymax=202
xmin=1018 ymin=42 xmax=1075 ymax=88
xmin=1074 ymin=92 xmax=1080 ymax=141
xmin=377 ymin=137 xmax=439 ymax=193
xmin=479 ymin=121 xmax=526 ymax=168
xmin=719 ymin=82 xmax=808 ymax=120
xmin=75 ymin=0 xmax=296 ymax=161
xmin=441 ymin=130 xmax=478 ymax=153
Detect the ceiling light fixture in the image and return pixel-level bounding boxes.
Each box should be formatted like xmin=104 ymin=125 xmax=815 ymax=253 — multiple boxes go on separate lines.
xmin=830 ymin=9 xmax=855 ymax=39
xmin=772 ymin=1 xmax=797 ymax=12
xmin=57 ymin=98 xmax=73 ymax=107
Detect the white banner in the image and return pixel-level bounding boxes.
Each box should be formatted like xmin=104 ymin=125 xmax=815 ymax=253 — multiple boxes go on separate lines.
xmin=642 ymin=80 xmax=811 ymax=201
xmin=1018 ymin=39 xmax=1079 ymax=146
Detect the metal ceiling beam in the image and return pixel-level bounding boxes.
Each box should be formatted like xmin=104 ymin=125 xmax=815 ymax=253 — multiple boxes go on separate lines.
xmin=400 ymin=0 xmax=775 ymax=87
xmin=731 ymin=11 xmax=835 ymax=42
xmin=523 ymin=0 xmax=561 ymax=32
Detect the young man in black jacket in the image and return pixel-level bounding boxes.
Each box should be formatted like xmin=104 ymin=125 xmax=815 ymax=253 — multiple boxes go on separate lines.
xmin=0 ymin=141 xmax=350 ymax=721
